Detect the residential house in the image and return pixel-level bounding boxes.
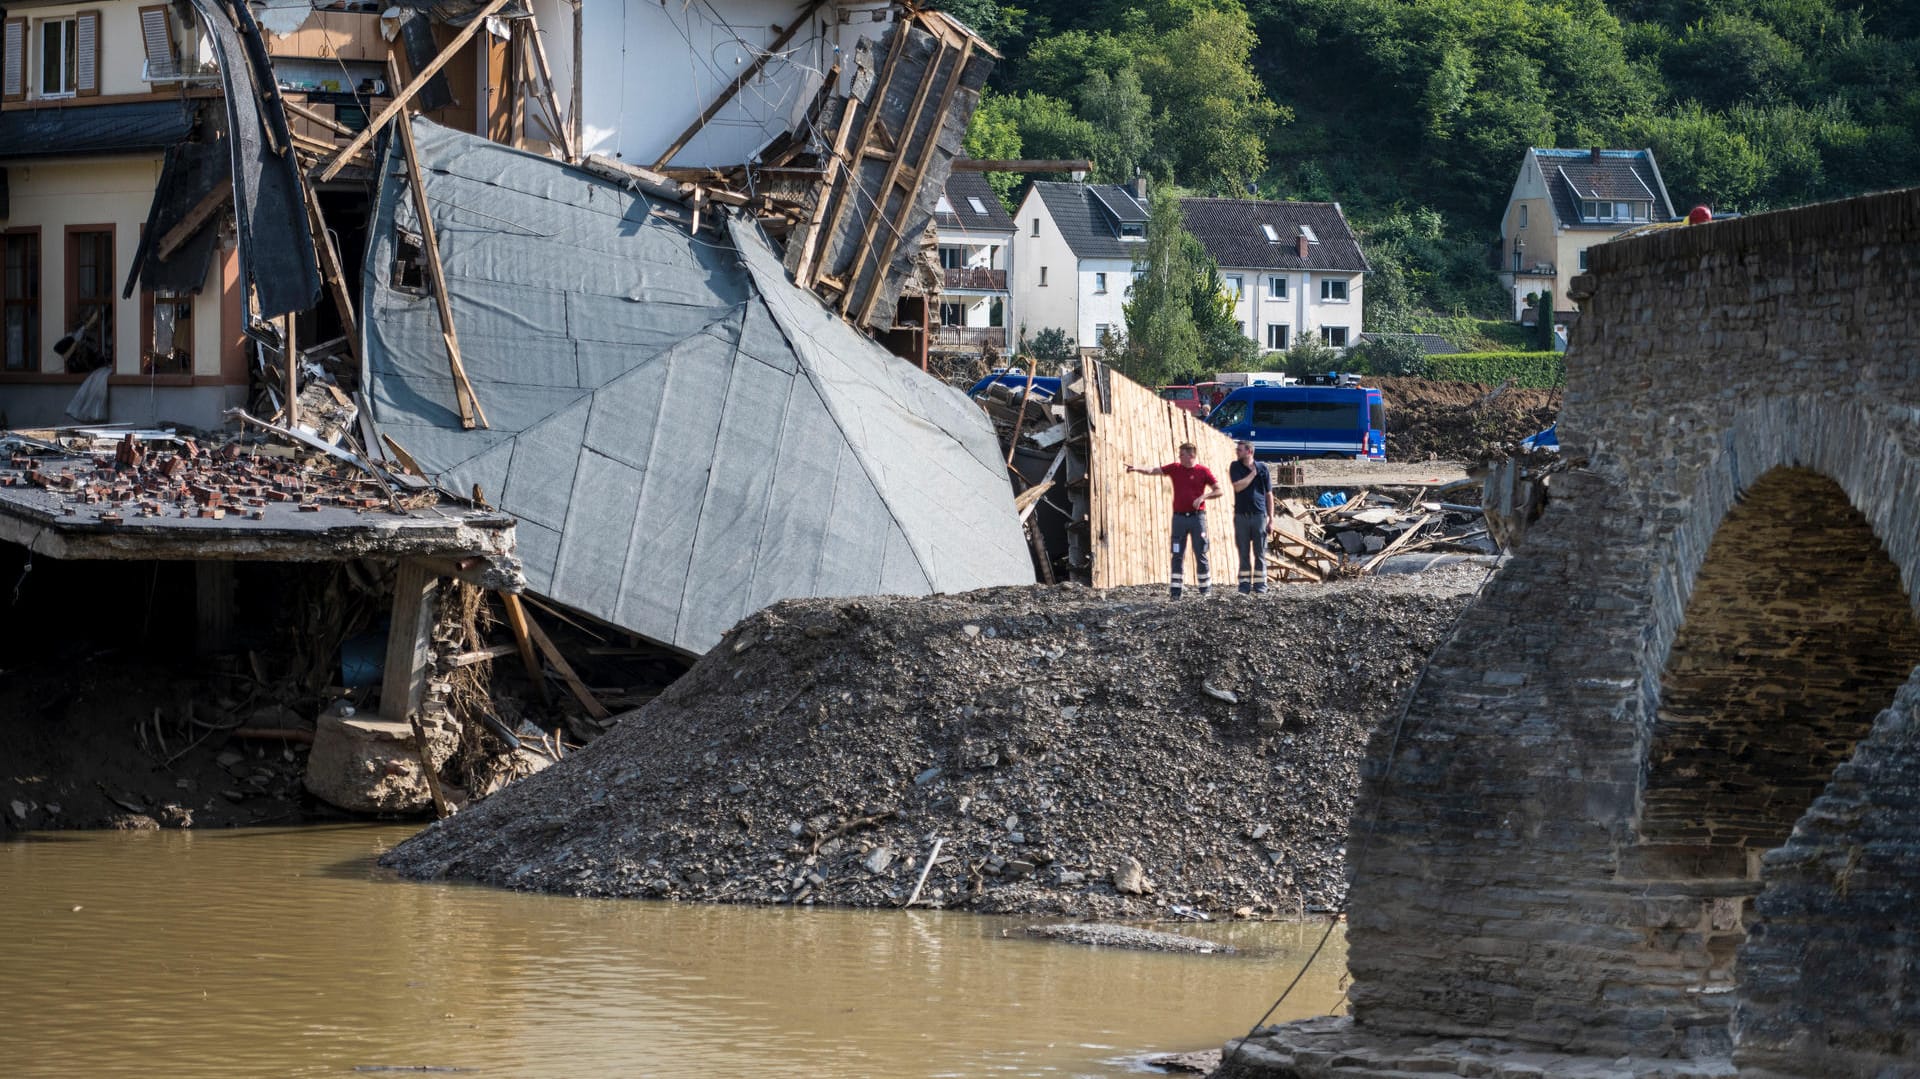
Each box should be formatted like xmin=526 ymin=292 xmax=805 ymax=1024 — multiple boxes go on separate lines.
xmin=1180 ymin=197 xmax=1369 ymax=354
xmin=932 ymin=171 xmax=1014 ymax=352
xmin=1010 ymin=179 xmax=1148 ymax=354
xmin=1498 ymin=147 xmax=1678 ymax=321
xmin=0 ymin=0 xmax=524 ymax=430
xmin=0 ymin=1 xmax=240 ymax=428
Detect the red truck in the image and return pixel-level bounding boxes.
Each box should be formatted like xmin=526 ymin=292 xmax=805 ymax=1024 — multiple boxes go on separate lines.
xmin=1157 ymin=382 xmax=1225 ymax=417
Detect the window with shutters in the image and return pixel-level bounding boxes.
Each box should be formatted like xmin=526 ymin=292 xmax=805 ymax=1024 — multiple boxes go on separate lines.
xmin=3 ymin=18 xmax=28 ymax=103
xmin=2 ymin=230 xmax=41 ymax=373
xmin=39 ymin=18 xmax=76 ymax=97
xmin=65 ymin=227 xmax=115 ymax=369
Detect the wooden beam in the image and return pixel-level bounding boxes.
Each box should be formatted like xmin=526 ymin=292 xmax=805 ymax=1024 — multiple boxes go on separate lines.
xmin=380 ymin=432 xmax=425 ymax=476
xmin=390 ymin=57 xmax=489 ymax=430
xmin=1360 ymin=513 xmax=1436 ymax=574
xmin=799 ymin=11 xmax=911 ymax=288
xmin=569 ymin=0 xmax=582 ymax=163
xmin=521 ymin=608 xmax=611 ymax=720
xmin=316 ymin=0 xmax=513 ymax=182
xmin=498 ymin=592 xmax=547 ymax=692
xmin=523 ymin=7 xmax=576 ymax=161
xmin=650 ymin=0 xmax=826 ymax=170
xmin=790 ymin=66 xmax=863 ymax=288
xmin=302 ymin=181 xmax=360 ymax=359
xmin=853 ymin=31 xmax=972 ymax=325
xmin=154 ymin=177 xmax=233 ymax=261
xmin=951 ymin=158 xmax=1092 ymax=173
xmin=840 ymin=21 xmax=954 ymax=320
xmin=282 ymin=97 xmax=356 ymax=138
xmin=380 ymin=559 xmax=438 ymax=722
xmin=407 ymin=712 xmax=453 ymax=818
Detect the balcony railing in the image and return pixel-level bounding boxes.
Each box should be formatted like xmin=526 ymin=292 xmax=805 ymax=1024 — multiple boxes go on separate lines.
xmin=932 ymin=326 xmax=1009 ymax=349
xmin=941 ymin=267 xmax=1007 ymax=291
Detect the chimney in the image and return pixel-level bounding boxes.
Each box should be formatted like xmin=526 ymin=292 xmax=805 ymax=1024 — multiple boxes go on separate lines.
xmin=1590 ymin=146 xmax=1603 ymax=163
xmin=1296 ymin=235 xmax=1309 ymax=259
xmin=1131 ymin=173 xmax=1147 ymax=202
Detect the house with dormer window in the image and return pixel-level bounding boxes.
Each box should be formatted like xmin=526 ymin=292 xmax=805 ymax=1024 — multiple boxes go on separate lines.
xmin=1179 ymin=198 xmax=1369 ymax=353
xmin=1009 ymin=179 xmax=1149 ymax=354
xmin=1497 ymin=147 xmax=1679 ymax=321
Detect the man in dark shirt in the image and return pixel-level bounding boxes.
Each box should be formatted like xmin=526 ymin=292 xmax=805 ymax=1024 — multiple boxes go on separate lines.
xmin=1229 ymin=440 xmax=1273 ymax=594
xmin=1126 ymin=441 xmax=1224 ymax=598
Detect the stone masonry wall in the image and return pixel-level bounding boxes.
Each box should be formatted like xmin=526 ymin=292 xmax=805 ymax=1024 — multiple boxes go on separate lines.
xmin=1341 ymin=187 xmax=1920 ymax=1071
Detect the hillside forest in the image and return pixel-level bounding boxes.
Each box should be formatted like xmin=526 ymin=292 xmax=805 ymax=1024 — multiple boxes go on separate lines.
xmin=943 ymin=0 xmax=1920 ymax=335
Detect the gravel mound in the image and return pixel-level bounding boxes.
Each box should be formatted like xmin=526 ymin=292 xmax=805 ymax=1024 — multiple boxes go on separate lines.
xmin=381 ymin=569 xmax=1489 ymax=917
xmin=1376 ymin=376 xmax=1560 ymax=462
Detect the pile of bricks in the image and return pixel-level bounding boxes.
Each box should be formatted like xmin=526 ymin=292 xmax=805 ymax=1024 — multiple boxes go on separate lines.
xmin=1 ymin=434 xmax=393 ymax=524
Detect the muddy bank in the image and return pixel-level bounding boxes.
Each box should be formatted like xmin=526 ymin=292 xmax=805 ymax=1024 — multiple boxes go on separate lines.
xmin=1375 ymin=376 xmax=1560 ymax=463
xmin=381 ymin=568 xmax=1490 ymax=917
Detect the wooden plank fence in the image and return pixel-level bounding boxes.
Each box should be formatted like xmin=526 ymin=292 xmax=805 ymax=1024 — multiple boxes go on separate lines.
xmin=1080 ymin=361 xmax=1242 ymax=589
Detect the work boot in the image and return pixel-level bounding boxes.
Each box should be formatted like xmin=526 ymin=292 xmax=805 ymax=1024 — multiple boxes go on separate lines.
xmin=1169 ymin=587 xmax=1183 ymax=600
xmin=1238 ymin=583 xmax=1252 ymax=595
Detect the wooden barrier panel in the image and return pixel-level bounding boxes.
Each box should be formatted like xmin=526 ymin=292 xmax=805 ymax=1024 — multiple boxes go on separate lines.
xmin=1081 ymin=361 xmax=1241 ymax=590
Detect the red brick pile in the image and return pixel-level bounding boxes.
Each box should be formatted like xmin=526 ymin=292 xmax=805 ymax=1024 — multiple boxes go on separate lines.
xmin=1 ymin=435 xmax=392 ymax=524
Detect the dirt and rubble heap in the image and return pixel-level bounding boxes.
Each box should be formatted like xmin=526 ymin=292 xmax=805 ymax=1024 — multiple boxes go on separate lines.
xmin=381 ymin=569 xmax=1489 ymax=916
xmin=1373 ymin=377 xmax=1559 ymax=463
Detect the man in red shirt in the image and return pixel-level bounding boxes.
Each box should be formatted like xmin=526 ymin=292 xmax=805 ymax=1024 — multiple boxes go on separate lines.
xmin=1126 ymin=441 xmax=1224 ymax=598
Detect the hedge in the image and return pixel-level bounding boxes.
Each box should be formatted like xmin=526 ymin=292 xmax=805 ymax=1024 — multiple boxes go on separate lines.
xmin=1425 ymin=351 xmax=1564 ymax=388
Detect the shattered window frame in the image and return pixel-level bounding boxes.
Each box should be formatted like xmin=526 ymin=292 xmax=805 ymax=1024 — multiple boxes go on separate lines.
xmin=391 ymin=228 xmax=429 ymax=295
xmin=141 ymin=288 xmax=193 ymax=375
xmin=64 ymin=225 xmax=114 ymax=365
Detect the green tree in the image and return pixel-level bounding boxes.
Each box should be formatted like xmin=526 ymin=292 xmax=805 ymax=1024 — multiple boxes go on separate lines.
xmin=1080 ymin=67 xmax=1155 ymax=183
xmin=1191 ymin=263 xmax=1261 ymax=370
xmin=1135 ymin=6 xmax=1287 ymax=192
xmin=1026 ymin=327 xmax=1077 ymax=364
xmin=1120 ymin=187 xmax=1205 ymax=385
xmin=964 ymin=90 xmax=1024 ymax=206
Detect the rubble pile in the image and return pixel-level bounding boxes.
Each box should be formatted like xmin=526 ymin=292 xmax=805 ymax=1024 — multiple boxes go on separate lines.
xmin=381 ymin=567 xmax=1491 ymax=918
xmin=1266 ymin=487 xmax=1497 ymax=579
xmin=1373 ymin=376 xmax=1560 ymax=462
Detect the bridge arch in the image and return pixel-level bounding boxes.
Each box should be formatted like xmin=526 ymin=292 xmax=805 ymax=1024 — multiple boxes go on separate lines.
xmin=1337 ymin=188 xmax=1920 ymax=1074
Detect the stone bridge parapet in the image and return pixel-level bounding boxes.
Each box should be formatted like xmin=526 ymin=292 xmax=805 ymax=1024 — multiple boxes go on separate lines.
xmin=1246 ymin=187 xmax=1920 ymax=1077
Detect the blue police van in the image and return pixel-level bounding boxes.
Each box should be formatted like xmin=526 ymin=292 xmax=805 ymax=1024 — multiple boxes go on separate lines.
xmin=1206 ymin=384 xmax=1386 ymax=460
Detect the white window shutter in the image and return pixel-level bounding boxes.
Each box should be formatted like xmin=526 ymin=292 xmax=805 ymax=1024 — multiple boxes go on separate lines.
xmin=2 ymin=19 xmax=25 ymax=102
xmin=139 ymin=6 xmax=174 ymax=76
xmin=75 ymin=10 xmax=100 ymax=96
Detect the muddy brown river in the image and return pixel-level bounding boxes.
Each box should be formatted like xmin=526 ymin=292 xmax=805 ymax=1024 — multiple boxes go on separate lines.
xmin=1 ymin=825 xmax=1347 ymax=1077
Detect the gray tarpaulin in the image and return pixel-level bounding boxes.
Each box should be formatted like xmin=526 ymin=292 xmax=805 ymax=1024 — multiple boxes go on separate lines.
xmin=362 ymin=118 xmax=1032 ymax=654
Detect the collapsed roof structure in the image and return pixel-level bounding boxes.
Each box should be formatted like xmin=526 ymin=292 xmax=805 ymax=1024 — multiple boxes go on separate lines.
xmin=362 ymin=119 xmax=1033 ymax=655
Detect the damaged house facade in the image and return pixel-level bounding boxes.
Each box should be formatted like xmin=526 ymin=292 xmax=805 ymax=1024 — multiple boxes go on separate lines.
xmin=0 ymin=0 xmax=243 ymax=429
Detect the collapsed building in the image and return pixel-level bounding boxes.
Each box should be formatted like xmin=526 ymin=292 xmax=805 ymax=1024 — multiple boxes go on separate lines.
xmin=0 ymin=0 xmax=1046 ymax=813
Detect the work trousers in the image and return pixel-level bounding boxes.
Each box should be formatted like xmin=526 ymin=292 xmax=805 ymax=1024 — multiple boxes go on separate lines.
xmin=1234 ymin=512 xmax=1269 ymax=593
xmin=1170 ymin=512 xmax=1210 ymax=598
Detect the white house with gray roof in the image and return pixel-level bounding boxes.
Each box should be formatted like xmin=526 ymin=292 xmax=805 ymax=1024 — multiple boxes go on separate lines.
xmin=933 ymin=171 xmax=1018 ymax=352
xmin=1179 ymin=198 xmax=1370 ymax=353
xmin=1010 ymin=180 xmax=1150 ymax=355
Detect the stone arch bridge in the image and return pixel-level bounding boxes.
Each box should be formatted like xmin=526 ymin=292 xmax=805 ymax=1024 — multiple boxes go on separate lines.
xmin=1236 ymin=187 xmax=1920 ymax=1078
